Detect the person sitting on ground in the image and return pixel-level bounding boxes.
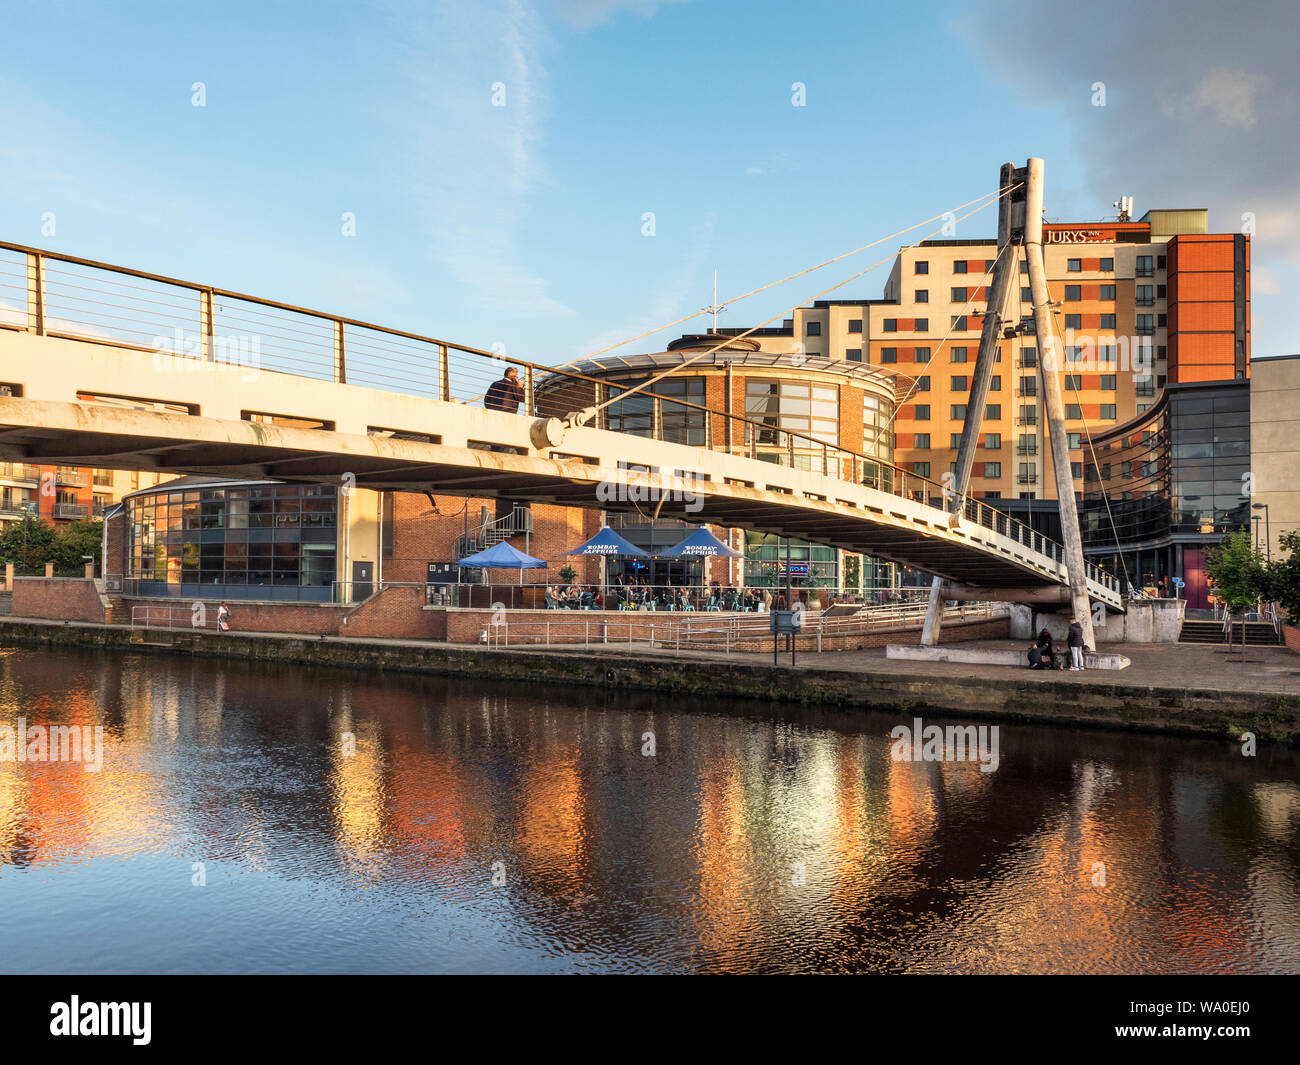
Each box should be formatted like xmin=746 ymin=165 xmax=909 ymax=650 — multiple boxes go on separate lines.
xmin=1027 ymin=644 xmax=1042 ymax=669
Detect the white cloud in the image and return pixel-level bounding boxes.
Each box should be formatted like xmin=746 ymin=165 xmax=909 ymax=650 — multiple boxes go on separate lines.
xmin=1192 ymin=67 xmax=1264 ymax=128
xmin=548 ymin=0 xmax=692 ymax=31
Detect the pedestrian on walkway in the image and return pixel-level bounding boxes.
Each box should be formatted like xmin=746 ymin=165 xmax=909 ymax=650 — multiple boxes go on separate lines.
xmin=1067 ymin=615 xmax=1085 ymax=670
xmin=217 ymin=602 xmax=231 ymax=633
xmin=485 ymin=367 xmax=526 ymax=414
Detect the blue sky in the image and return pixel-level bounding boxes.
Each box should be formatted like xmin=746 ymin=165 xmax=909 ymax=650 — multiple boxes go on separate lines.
xmin=2 ymin=0 xmax=1295 ymax=361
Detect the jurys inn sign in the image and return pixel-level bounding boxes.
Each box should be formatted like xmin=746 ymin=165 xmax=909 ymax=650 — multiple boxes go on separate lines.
xmin=1044 ymin=228 xmax=1108 ymax=243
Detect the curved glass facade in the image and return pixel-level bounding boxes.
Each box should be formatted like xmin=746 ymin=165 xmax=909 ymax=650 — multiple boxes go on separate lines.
xmin=127 ymin=482 xmax=338 ymax=601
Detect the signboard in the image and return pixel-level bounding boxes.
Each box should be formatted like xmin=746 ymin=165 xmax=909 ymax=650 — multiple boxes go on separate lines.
xmin=427 ymin=562 xmax=457 ymax=583
xmin=769 ymin=609 xmax=803 ymax=635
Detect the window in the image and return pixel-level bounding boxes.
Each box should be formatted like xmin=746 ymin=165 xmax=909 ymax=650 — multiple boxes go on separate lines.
xmin=951 ymin=375 xmax=968 ymax=391
xmin=1020 ymin=348 xmax=1037 ymax=368
xmin=989 ymin=375 xmax=1001 ymax=391
xmin=1019 ymin=259 xmax=1029 ymax=274
xmin=744 ymin=378 xmax=839 ymax=446
xmin=985 ymin=404 xmax=1001 ymax=419
xmin=914 ymin=318 xmax=929 ymax=331
xmin=951 ymin=404 xmax=968 ymax=420
xmin=1018 ymin=434 xmax=1037 ymax=455
xmin=914 ymin=433 xmax=931 ymax=448
xmin=953 ymin=260 xmax=968 ymax=274
xmin=1157 ymin=312 xmax=1167 ymax=327
xmin=1135 ymin=375 xmax=1154 ymax=396
xmin=1065 ymin=374 xmax=1082 ymax=391
xmin=1100 ymin=404 xmax=1116 ymax=419
xmin=950 ymin=433 xmax=964 ymax=448
xmin=1065 ymin=345 xmax=1084 ymax=362
xmin=1136 ymin=255 xmax=1154 ymax=277
xmin=1136 ymin=284 xmax=1154 ymax=305
xmin=1136 ymin=314 xmax=1155 ymax=335
xmin=913 ymin=461 xmax=931 ymax=477
xmin=1097 ymin=343 xmax=1116 ymax=364
xmin=845 ymin=348 xmax=862 ymax=362
xmin=1064 ymin=314 xmax=1082 ymax=329
xmin=1156 ymin=284 xmax=1167 ymax=298
xmin=984 ymin=433 xmax=1001 ymax=449
xmin=914 ymin=346 xmax=931 ymax=363
xmin=983 ymin=462 xmax=1001 ymax=478
xmin=807 ymin=321 xmax=821 ymax=336
xmin=1070 ymin=462 xmax=1083 ymax=479
xmin=1100 ymin=258 xmax=1114 ymax=271
xmin=952 ymin=316 xmax=968 ymax=330
xmin=1100 ymin=284 xmax=1116 ymax=300
xmin=1156 ymin=255 xmax=1166 ymax=269
xmin=1100 ymin=375 xmax=1116 ymax=390
xmin=884 ymin=319 xmax=897 ymax=332
xmin=1099 ymin=313 xmax=1116 ymax=328
xmin=951 ymin=287 xmax=967 ymax=301
xmin=1019 ymin=462 xmax=1037 ymax=484
xmin=1020 ymin=405 xmax=1037 ymax=425
xmin=914 ymin=290 xmax=929 ymax=303
xmin=916 ymin=376 xmax=930 ymax=391
xmin=1020 ymin=287 xmax=1032 ymax=302
xmin=914 ymin=404 xmax=930 ymax=419
xmin=1068 ymin=432 xmax=1082 ymax=449
xmin=881 ymin=347 xmax=897 ymax=363
xmin=1065 ymin=404 xmax=1082 ymax=420
xmin=848 ymin=319 xmax=862 ymax=333
xmin=915 ymin=260 xmax=929 ymax=274
xmin=951 ymin=346 xmax=969 ymax=363
xmin=1019 ymin=376 xmax=1036 ymax=396
xmin=1067 ymin=258 xmax=1082 ymax=272
xmin=1065 ymin=285 xmax=1081 ymax=301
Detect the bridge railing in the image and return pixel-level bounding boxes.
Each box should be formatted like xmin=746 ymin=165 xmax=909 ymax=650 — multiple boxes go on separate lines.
xmin=0 ymin=241 xmax=1120 ymax=597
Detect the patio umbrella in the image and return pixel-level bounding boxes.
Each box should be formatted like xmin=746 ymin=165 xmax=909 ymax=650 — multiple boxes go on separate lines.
xmin=658 ymin=525 xmax=743 ymax=558
xmin=564 ymin=525 xmax=649 ymax=603
xmin=457 ymin=540 xmax=548 ymax=586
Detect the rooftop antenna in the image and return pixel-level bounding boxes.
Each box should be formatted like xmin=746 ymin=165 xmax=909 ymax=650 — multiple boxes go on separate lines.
xmin=702 ymin=270 xmax=726 ymax=332
xmin=1112 ymin=195 xmax=1133 ymax=222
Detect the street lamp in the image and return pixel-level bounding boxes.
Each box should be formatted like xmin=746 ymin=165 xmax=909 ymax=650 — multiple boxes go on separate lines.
xmin=1252 ymin=502 xmax=1271 ymax=561
xmin=1253 ymin=514 xmax=1262 ymax=553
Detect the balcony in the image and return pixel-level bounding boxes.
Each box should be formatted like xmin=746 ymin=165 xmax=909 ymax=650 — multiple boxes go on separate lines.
xmin=53 ymin=502 xmax=90 ymax=519
xmin=1016 ymin=446 xmax=1038 ymax=456
xmin=0 ymin=463 xmax=39 ymax=484
xmin=1017 ymin=475 xmax=1038 ymax=485
xmin=55 ymin=469 xmax=88 ymax=487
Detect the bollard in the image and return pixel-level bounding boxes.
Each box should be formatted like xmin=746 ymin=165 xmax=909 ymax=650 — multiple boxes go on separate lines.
xmin=44 ymin=562 xmax=54 ymax=578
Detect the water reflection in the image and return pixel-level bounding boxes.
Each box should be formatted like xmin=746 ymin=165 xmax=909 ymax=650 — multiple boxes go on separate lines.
xmin=0 ymin=646 xmax=1296 ymax=974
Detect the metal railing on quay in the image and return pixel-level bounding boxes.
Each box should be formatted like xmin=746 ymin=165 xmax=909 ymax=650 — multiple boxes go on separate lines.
xmin=0 ymin=240 xmax=1092 ymax=580
xmin=481 ymin=600 xmax=1010 ymax=654
xmin=130 ymin=603 xmax=218 ymax=630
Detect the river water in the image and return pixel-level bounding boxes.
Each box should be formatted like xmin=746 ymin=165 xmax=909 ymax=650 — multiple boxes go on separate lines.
xmin=0 ymin=645 xmax=1297 ymax=974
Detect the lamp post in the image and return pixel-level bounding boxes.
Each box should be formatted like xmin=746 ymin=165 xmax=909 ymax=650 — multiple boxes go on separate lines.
xmin=1253 ymin=514 xmax=1262 ymax=554
xmin=1252 ymin=502 xmax=1271 ymax=561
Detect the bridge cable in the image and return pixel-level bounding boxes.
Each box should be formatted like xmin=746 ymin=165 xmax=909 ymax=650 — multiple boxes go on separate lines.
xmin=550 ymin=185 xmax=1014 ymax=373
xmin=581 ymin=185 xmax=1021 ymax=419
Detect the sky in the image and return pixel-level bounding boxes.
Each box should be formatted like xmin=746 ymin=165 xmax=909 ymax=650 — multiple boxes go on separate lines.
xmin=1 ymin=0 xmax=1296 ymax=364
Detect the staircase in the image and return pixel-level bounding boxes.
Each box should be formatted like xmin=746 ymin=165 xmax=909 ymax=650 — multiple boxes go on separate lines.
xmin=1179 ymin=619 xmax=1280 ymax=645
xmin=454 ymin=506 xmax=534 ymax=562
xmin=107 ymin=596 xmax=130 ymax=625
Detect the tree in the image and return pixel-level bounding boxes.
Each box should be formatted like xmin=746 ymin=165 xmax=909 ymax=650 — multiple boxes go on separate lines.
xmin=0 ymin=512 xmax=56 ymax=573
xmin=1262 ymin=530 xmax=1300 ymax=625
xmin=50 ymin=519 xmax=103 ymax=575
xmin=1206 ymin=529 xmax=1266 ymax=653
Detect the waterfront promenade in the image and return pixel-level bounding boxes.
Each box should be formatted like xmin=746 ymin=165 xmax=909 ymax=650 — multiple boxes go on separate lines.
xmin=3 ymin=615 xmax=1297 ymax=742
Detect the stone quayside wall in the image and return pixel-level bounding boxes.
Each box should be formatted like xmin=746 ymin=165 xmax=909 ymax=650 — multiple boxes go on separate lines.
xmin=1 ymin=619 xmax=1295 ymax=744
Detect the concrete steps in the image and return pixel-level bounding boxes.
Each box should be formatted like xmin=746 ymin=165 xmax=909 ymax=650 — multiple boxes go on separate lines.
xmin=1179 ymin=619 xmax=1280 ymax=645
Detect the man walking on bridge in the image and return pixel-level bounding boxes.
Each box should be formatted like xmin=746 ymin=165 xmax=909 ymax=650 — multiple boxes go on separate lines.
xmin=485 ymin=367 xmax=526 ymax=414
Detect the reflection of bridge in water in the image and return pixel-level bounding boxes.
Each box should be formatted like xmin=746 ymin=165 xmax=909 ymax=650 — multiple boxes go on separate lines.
xmin=0 ymin=240 xmax=1120 ymax=608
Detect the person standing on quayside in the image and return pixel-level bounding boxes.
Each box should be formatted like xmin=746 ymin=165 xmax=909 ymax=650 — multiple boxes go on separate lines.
xmin=485 ymin=366 xmax=526 ymax=414
xmin=1067 ymin=615 xmax=1086 ymax=671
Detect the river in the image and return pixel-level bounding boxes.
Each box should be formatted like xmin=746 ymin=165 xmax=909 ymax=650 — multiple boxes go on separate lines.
xmin=0 ymin=645 xmax=1297 ymax=973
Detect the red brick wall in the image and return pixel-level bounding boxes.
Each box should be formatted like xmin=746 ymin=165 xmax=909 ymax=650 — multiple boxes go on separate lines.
xmin=341 ymin=586 xmax=445 ymax=639
xmin=105 ymin=508 xmax=126 ymax=578
xmin=124 ymin=597 xmax=345 ymax=634
xmin=1284 ymin=624 xmax=1300 ymax=655
xmin=13 ymin=578 xmax=110 ymax=624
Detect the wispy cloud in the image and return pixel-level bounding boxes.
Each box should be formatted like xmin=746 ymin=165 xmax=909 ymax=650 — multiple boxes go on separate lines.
xmin=384 ymin=0 xmax=575 ymax=319
xmin=549 ymin=0 xmax=693 ymax=31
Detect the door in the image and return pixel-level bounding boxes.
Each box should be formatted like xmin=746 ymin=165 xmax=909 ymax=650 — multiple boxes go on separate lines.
xmin=352 ymin=561 xmax=374 ymax=602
